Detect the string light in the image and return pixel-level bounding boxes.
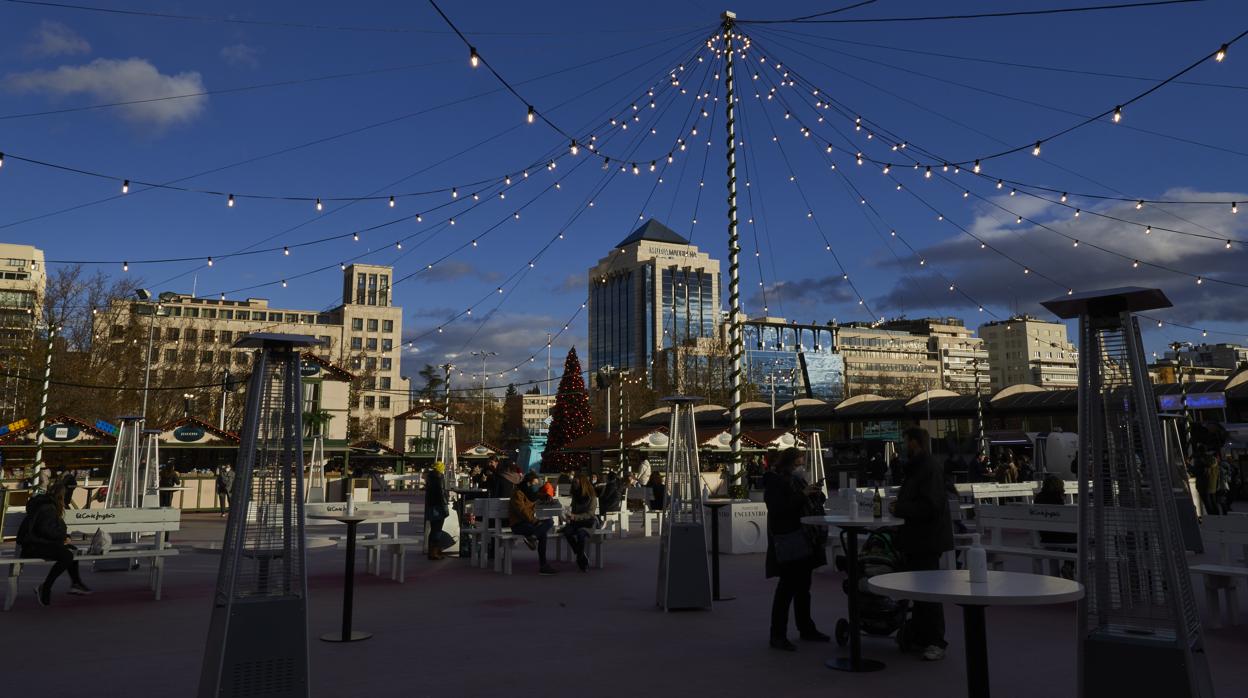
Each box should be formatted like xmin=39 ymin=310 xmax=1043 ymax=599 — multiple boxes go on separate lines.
xmin=527 ymin=105 xmax=536 ymax=124
xmin=1233 ymin=202 xmax=1239 ymax=214
xmin=340 ymin=262 xmax=346 ymax=271
xmin=1135 ymin=200 xmax=1143 ymax=210
xmin=389 ymin=195 xmax=396 ymax=208
xmin=1145 ymin=226 xmax=1152 ymax=234
xmin=1132 ymin=259 xmax=1140 ymax=268
xmin=121 ymin=179 xmax=130 ymax=194
xmin=281 ymin=279 xmax=287 ymax=288
xmin=570 ymin=140 xmax=578 ymax=156
xmin=1227 ymin=240 xmax=1233 ymax=249
xmin=1032 ymin=141 xmax=1042 ymax=156
xmin=227 ymin=194 xmax=234 ymax=208
xmin=469 ymin=46 xmax=480 ymax=68
xmin=283 ymin=246 xmax=290 ymax=256
xmin=452 ymin=187 xmax=458 ymax=198
xmin=352 ymin=232 xmax=359 ymax=241
xmin=396 ymin=242 xmax=402 ymax=250
xmin=1060 ymin=193 xmax=1068 ymax=203
xmin=1072 ymin=240 xmax=1079 ymax=247
xmin=1112 ymin=106 xmax=1123 ymax=123
xmin=1196 ymin=276 xmax=1204 ymax=285
xmin=1216 ymin=44 xmax=1227 ymax=62
xmin=973 ymin=160 xmax=981 ymax=173
xmin=996 ymin=180 xmax=1003 ymax=189
xmin=0 ymin=152 xmax=4 ymax=169
xmin=315 ymin=198 xmax=323 ymax=211
xmin=207 ymin=256 xmax=214 ymax=266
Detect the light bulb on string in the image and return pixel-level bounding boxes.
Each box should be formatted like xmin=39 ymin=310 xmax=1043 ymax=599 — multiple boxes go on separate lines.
xmin=996 ymin=180 xmax=1003 ymax=189
xmin=227 ymin=194 xmax=234 ymax=208
xmin=281 ymin=279 xmax=287 ymax=288
xmin=283 ymin=246 xmax=290 ymax=256
xmin=396 ymin=241 xmax=402 ymax=250
xmin=1113 ymin=106 xmax=1123 ymax=123
xmin=1032 ymin=141 xmax=1042 ymax=156
xmin=1196 ymin=276 xmax=1204 ymax=285
xmin=1216 ymin=44 xmax=1227 ymax=62
xmin=353 ymin=232 xmax=359 ymax=241
xmin=121 ymin=180 xmax=130 ymax=194
xmin=389 ymin=196 xmax=396 ymax=208
xmin=207 ymin=256 xmax=214 ymax=266
xmin=1233 ymin=202 xmax=1239 ymax=214
xmin=1227 ymin=240 xmax=1233 ymax=249
xmin=1072 ymin=240 xmax=1079 ymax=247
xmin=527 ymin=106 xmax=536 ymax=124
xmin=340 ymin=262 xmax=346 ymax=271
xmin=649 ymin=161 xmax=656 ymax=172
xmin=1060 ymin=193 xmax=1068 ymax=203
xmin=1136 ymin=200 xmax=1143 ymax=210
xmin=315 ymin=198 xmax=323 ymax=211
xmin=452 ymin=188 xmax=458 ymax=198
xmin=925 ymin=166 xmax=932 ymax=179
xmin=1074 ymin=209 xmax=1081 ymax=218
xmin=570 ymin=140 xmax=578 ymax=156
xmin=1145 ymin=226 xmax=1152 ymax=234
xmin=469 ymin=46 xmax=480 ymax=67
xmin=1132 ymin=259 xmax=1140 ymax=268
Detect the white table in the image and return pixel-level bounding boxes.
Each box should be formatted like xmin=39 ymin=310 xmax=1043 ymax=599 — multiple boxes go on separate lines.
xmin=802 ymin=514 xmax=900 ymax=672
xmin=309 ymin=511 xmax=396 ymax=643
xmin=868 ymin=569 xmax=1083 ymax=698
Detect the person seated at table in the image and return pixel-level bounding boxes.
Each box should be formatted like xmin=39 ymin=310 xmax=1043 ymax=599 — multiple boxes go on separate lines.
xmin=764 ymin=447 xmax=829 ymax=651
xmin=1034 ymin=475 xmax=1076 ymax=578
xmin=598 ymin=471 xmax=623 ymax=524
xmin=19 ymin=481 xmax=92 ymax=606
xmin=493 ymin=464 xmax=522 ymax=499
xmin=972 ymin=453 xmax=994 ymax=483
xmin=564 ymin=472 xmax=598 ymax=572
xmin=647 ymin=471 xmax=666 ymax=511
xmin=59 ymin=468 xmax=78 ymax=509
xmin=158 ymin=465 xmax=181 ymax=507
xmin=889 ymin=427 xmax=953 ymax=662
xmin=509 ymin=472 xmax=556 ymax=575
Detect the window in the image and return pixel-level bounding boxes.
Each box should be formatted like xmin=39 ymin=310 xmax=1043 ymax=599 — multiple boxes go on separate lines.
xmin=380 ymin=396 xmax=391 ymax=409
xmin=350 ymin=357 xmax=362 ymax=370
xmin=382 ymin=320 xmax=393 ymax=333
xmin=201 ymin=351 xmax=214 ymax=363
xmin=166 ymin=327 xmax=180 ymax=341
xmin=364 ymin=377 xmax=376 ymax=389
xmin=186 ymin=307 xmax=200 ymax=318
xmin=381 ymin=339 xmax=392 ymax=351
xmin=185 ymin=329 xmax=198 ymax=342
xmin=365 ymin=357 xmax=377 ymax=370
xmin=237 ymin=311 xmax=250 ymax=320
xmin=352 ymin=318 xmax=363 ymax=331
xmin=235 ymin=353 xmax=249 ymax=365
xmin=351 ymin=336 xmax=362 ymax=350
xmin=220 ymin=310 xmax=233 ymax=320
xmin=380 ymin=358 xmax=392 ymax=370
xmin=203 ymin=330 xmax=215 ymax=343
xmin=366 ymin=338 xmax=377 ymax=350
xmin=364 ymin=396 xmax=375 ymax=409
xmin=378 ymin=418 xmax=390 ymax=440
xmin=367 ymin=319 xmax=378 ymax=332
xmin=204 ymin=309 xmax=217 ymax=319
xmin=220 ymin=330 xmax=233 ymax=344
xmin=111 ymin=325 xmax=125 ymax=339
xmin=284 ymin=313 xmax=298 ymax=323
xmin=164 ymin=349 xmax=177 ymax=363
xmin=379 ymin=377 xmax=391 ymax=390
xmin=150 ymin=327 xmax=161 ymax=341
xmin=319 ymin=335 xmax=332 ymax=347
xmin=268 ymin=312 xmax=281 ymax=322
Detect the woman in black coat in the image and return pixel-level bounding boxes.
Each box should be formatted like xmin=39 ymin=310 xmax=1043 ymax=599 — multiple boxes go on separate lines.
xmin=764 ymin=447 xmax=829 ymax=650
xmin=20 ymin=482 xmax=91 ymax=606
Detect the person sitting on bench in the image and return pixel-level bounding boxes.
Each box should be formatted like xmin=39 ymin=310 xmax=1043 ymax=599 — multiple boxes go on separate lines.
xmin=564 ymin=472 xmax=598 ymax=572
xmin=18 ymin=482 xmax=92 ymax=606
xmin=509 ymin=472 xmax=556 ymax=575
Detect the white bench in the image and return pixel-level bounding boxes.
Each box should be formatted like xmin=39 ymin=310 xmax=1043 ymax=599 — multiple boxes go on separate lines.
xmin=463 ymin=499 xmax=509 ymax=569
xmin=2 ymin=507 xmax=181 ymax=611
xmin=495 ymin=529 xmax=560 ymax=575
xmin=554 ymin=526 xmax=609 ymax=569
xmin=975 ymin=504 xmax=1078 ymax=576
xmin=306 ymin=501 xmax=417 ymax=582
xmin=1190 ymin=515 xmax=1248 ymax=627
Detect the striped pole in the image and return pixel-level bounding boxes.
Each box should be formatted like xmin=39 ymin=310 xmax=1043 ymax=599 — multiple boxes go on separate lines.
xmin=32 ymin=326 xmax=55 ymax=470
xmin=722 ymin=12 xmax=744 ymax=476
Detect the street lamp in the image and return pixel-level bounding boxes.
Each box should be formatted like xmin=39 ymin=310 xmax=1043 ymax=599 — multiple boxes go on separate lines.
xmin=182 ymin=393 xmax=195 ymax=418
xmin=134 ymin=289 xmax=168 ymax=421
xmin=470 ymin=351 xmax=496 ymax=442
xmin=32 ymin=320 xmax=59 ymax=470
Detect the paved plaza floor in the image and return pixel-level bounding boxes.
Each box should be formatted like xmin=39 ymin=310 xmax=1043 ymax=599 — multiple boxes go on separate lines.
xmin=3 ymin=494 xmax=1245 ymax=697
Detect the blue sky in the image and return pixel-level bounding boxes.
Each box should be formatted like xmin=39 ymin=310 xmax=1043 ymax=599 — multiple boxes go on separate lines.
xmin=2 ymin=0 xmax=1246 ymax=387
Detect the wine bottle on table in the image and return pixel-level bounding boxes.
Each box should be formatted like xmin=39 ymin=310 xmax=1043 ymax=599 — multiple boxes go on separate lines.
xmin=872 ymin=486 xmax=883 ymax=519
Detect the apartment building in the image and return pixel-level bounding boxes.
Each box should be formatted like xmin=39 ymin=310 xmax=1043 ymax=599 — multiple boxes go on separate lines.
xmin=878 ymin=317 xmax=991 ymax=395
xmin=0 ymin=244 xmax=47 ymax=423
xmin=979 ymin=315 xmax=1078 ymax=392
xmin=98 ymin=263 xmax=409 ymax=447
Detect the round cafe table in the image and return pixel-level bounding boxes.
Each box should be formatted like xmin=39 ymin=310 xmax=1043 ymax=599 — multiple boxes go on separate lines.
xmin=867 ymin=569 xmax=1083 ymax=698
xmin=801 ymin=513 xmax=898 ymax=672
xmin=310 ymin=511 xmax=395 ymax=643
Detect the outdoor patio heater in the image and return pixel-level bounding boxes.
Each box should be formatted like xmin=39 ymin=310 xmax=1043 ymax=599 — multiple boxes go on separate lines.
xmin=104 ymin=415 xmax=143 ymax=509
xmin=429 ymin=418 xmax=461 ymax=554
xmin=305 ymin=434 xmax=326 ymax=503
xmin=1041 ymin=288 xmax=1213 ymax=698
xmin=139 ymin=428 xmax=161 ymax=508
xmin=807 ymin=429 xmax=827 ymax=497
xmin=656 ymin=395 xmax=712 ymax=611
xmin=198 ymin=333 xmax=319 ymax=698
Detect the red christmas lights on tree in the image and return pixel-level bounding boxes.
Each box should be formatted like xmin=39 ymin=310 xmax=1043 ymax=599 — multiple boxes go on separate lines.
xmin=541 ymin=347 xmax=593 ymax=472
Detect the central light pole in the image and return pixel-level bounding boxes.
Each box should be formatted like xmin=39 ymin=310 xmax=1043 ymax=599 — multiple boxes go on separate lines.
xmin=470 ymin=351 xmax=495 ymax=443
xmin=32 ymin=320 xmax=57 ymax=471
xmin=722 ymin=10 xmax=745 ymax=478
xmin=134 ymin=289 xmax=167 ymax=422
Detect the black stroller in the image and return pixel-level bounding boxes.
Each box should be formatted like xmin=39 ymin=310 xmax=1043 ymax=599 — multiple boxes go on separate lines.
xmin=833 ymin=527 xmax=912 ymax=649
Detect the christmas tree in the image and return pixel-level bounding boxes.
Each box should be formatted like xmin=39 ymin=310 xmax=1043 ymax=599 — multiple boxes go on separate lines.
xmin=542 ymin=347 xmax=593 ymax=472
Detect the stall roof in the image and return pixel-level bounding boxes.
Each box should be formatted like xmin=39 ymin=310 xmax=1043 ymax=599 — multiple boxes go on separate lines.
xmin=563 ymin=427 xmax=669 ymax=452
xmin=0 ymin=414 xmax=117 ymax=445
xmin=152 ymin=416 xmax=240 ymax=444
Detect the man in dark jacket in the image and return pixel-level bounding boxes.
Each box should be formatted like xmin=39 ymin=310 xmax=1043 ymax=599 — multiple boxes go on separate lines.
xmin=598 ymin=471 xmax=623 ymax=520
xmin=890 ymin=427 xmax=954 ymax=661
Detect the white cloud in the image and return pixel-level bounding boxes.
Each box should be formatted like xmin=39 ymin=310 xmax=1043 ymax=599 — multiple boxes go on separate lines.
xmin=873 ymin=188 xmax=1248 ymax=324
xmin=23 ymin=20 xmax=91 ymax=58
xmin=220 ymin=43 xmax=261 ymax=68
xmin=6 ymin=58 xmax=206 ymax=128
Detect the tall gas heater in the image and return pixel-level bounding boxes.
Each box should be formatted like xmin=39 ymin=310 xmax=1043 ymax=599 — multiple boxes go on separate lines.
xmin=1041 ymin=288 xmax=1213 ymax=698
xmin=656 ymin=395 xmax=712 ymax=611
xmin=198 ymin=334 xmax=320 ymax=698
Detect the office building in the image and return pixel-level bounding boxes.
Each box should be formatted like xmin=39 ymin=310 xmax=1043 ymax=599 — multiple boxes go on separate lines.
xmin=586 ymin=219 xmax=720 ymax=376
xmin=741 ymin=316 xmax=845 ymax=403
xmin=98 ymin=263 xmax=409 ymax=447
xmin=1166 ymin=342 xmax=1248 ymax=371
xmin=878 ymin=317 xmax=990 ymax=395
xmin=522 ymin=393 xmax=557 ymax=434
xmin=979 ymin=315 xmax=1078 ymax=391
xmin=0 ymin=244 xmax=47 ymax=423
xmin=836 ymin=323 xmax=940 ymax=397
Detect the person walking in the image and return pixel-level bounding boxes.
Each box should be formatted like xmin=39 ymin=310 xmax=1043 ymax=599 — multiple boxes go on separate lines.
xmin=19 ymin=482 xmax=91 ymax=606
xmin=647 ymin=471 xmax=666 ymax=512
xmin=158 ymin=465 xmax=181 ymax=507
xmin=215 ymin=464 xmax=235 ymax=517
xmin=764 ymin=447 xmax=830 ymax=651
xmin=563 ymin=472 xmax=598 ymax=572
xmin=509 ymin=472 xmax=556 ymax=575
xmin=425 ymin=462 xmax=451 ymax=560
xmin=890 ymin=427 xmax=954 ymax=661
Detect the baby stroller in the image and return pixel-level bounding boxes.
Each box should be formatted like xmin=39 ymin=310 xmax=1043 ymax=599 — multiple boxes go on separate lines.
xmin=833 ymin=527 xmax=912 ymax=648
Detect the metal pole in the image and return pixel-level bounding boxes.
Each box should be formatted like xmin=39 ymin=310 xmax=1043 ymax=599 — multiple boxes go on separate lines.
xmin=480 ymin=356 xmax=486 ymax=443
xmin=769 ymin=376 xmax=776 ymax=429
xmin=722 ymin=10 xmax=744 ymax=477
xmin=32 ymin=325 xmax=54 ymax=469
xmin=218 ymin=372 xmax=228 ymax=431
xmin=606 ymin=382 xmax=612 ymax=435
xmin=441 ymin=363 xmax=453 ymax=414
xmin=141 ymin=307 xmax=157 ymax=420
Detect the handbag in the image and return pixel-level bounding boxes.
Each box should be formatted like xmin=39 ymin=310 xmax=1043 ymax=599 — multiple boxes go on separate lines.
xmin=431 ymin=530 xmax=455 ymax=550
xmin=772 ymin=528 xmax=813 ymax=564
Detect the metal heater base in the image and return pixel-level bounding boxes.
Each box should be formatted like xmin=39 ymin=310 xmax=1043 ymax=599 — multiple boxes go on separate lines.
xmin=1081 ymin=631 xmax=1214 ymax=698
xmin=657 ymin=522 xmax=713 ymax=611
xmin=201 ymin=597 xmax=309 ymax=698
